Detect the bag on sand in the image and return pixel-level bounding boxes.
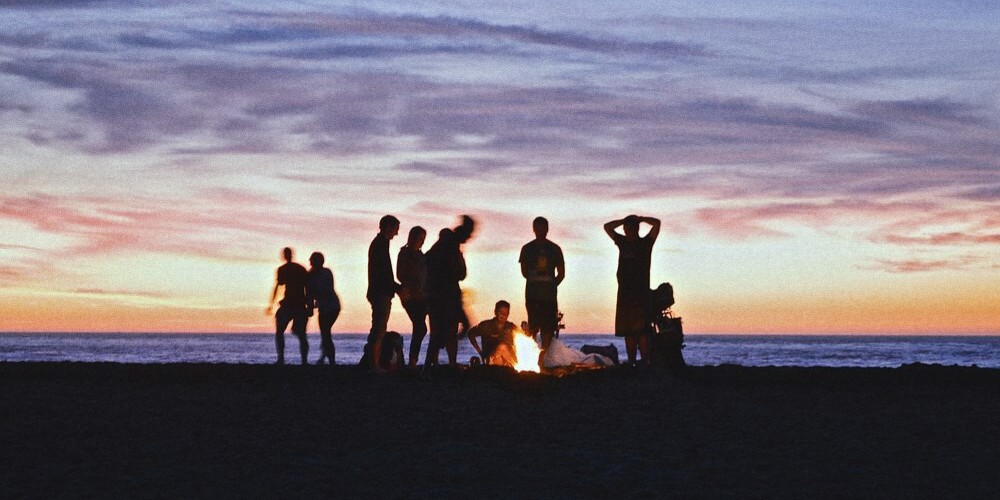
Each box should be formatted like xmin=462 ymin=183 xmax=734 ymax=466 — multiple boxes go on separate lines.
xmin=651 ymin=316 xmax=686 ymax=372
xmin=359 ymin=331 xmax=406 ymax=370
xmin=581 ymin=344 xmax=620 ymax=365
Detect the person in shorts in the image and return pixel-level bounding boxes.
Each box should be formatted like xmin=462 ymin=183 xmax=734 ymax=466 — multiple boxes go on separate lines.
xmin=266 ymin=247 xmax=310 ymax=365
xmin=519 ymin=217 xmax=564 ymax=349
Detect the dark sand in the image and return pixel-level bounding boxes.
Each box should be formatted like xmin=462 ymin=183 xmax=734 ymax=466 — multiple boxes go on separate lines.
xmin=1 ymin=362 xmax=998 ymax=498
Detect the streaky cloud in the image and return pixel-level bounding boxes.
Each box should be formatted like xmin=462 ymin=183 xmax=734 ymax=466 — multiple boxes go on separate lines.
xmin=865 ymin=256 xmax=985 ymax=273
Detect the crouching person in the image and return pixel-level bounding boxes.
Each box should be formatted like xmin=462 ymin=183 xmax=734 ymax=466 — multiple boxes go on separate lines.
xmin=467 ymin=300 xmax=517 ymax=366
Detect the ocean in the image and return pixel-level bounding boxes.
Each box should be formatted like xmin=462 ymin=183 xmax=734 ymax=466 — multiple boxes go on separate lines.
xmin=1 ymin=333 xmax=998 ymax=368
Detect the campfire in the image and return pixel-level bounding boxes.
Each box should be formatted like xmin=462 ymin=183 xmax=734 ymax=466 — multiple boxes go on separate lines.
xmin=511 ymin=329 xmax=542 ymax=373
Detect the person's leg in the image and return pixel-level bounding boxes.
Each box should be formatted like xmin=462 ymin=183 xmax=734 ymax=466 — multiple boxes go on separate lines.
xmin=624 ymin=335 xmax=638 ymax=364
xmin=525 ymin=299 xmax=541 ymax=342
xmin=445 ymin=321 xmax=458 ymax=365
xmin=424 ymin=309 xmax=441 ymax=367
xmin=637 ymin=334 xmax=650 ymax=364
xmin=293 ymin=311 xmax=309 ymax=365
xmin=405 ymin=301 xmax=427 ymax=367
xmin=539 ymin=300 xmax=557 ymax=349
xmin=445 ymin=306 xmax=460 ymax=365
xmin=323 ymin=309 xmax=339 ymax=364
xmin=275 ymin=307 xmax=292 ymax=365
xmin=370 ymin=296 xmax=391 ymax=371
xmin=316 ymin=310 xmax=328 ymax=364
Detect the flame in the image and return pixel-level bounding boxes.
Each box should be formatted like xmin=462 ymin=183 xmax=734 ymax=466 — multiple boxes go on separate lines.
xmin=512 ymin=329 xmax=542 ymax=373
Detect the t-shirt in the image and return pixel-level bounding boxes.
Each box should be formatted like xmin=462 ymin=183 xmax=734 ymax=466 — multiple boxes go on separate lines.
xmin=518 ymin=239 xmax=564 ymax=302
xmin=613 ymin=234 xmax=654 ymax=295
xmin=468 ymin=319 xmax=515 ymax=358
xmin=425 ymin=229 xmax=466 ymax=307
xmin=307 ymin=267 xmax=341 ymax=312
xmin=367 ymin=233 xmax=397 ymax=300
xmin=396 ymin=246 xmax=427 ymax=302
xmin=277 ymin=262 xmax=308 ymax=307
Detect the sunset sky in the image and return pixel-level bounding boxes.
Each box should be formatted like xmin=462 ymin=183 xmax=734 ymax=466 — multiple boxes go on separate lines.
xmin=1 ymin=1 xmax=997 ymax=334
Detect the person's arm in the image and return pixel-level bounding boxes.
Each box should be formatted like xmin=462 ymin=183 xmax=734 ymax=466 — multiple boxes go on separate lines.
xmin=604 ymin=218 xmax=625 ymax=240
xmin=396 ymin=249 xmax=410 ymax=285
xmin=265 ymin=282 xmax=279 ymax=315
xmin=643 ymin=216 xmax=661 ymax=243
xmin=519 ymin=246 xmax=530 ymax=280
xmin=467 ymin=325 xmax=483 ymax=357
xmin=455 ymin=249 xmax=467 ymax=282
xmin=303 ymin=275 xmax=314 ymax=314
xmin=555 ymin=246 xmax=565 ymax=286
xmin=396 ymin=250 xmax=413 ymax=300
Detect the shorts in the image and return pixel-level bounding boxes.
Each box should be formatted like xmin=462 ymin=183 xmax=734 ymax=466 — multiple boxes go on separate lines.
xmin=526 ymin=299 xmax=558 ymax=334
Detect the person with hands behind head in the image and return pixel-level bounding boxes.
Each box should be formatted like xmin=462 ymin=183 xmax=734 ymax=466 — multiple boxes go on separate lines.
xmin=604 ymin=215 xmax=660 ymax=365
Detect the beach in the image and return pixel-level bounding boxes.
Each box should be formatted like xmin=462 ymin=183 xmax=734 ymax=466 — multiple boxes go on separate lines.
xmin=1 ymin=362 xmax=998 ymax=498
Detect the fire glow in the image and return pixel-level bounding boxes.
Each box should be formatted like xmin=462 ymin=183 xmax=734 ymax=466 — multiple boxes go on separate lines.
xmin=512 ymin=330 xmax=542 ymax=373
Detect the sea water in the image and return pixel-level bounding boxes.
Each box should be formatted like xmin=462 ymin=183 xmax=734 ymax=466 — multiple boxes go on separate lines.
xmin=1 ymin=333 xmax=998 ymax=368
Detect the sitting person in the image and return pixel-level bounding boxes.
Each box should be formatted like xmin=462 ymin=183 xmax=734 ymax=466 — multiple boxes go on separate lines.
xmin=467 ymin=300 xmax=516 ymax=365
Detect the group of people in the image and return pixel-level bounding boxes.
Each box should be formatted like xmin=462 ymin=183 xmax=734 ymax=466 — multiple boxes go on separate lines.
xmin=266 ymin=213 xmax=661 ymax=369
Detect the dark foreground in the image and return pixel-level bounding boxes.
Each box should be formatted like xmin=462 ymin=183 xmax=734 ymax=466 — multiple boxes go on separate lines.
xmin=1 ymin=362 xmax=998 ymax=498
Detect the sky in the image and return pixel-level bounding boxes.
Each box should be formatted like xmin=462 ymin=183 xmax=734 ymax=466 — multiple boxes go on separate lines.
xmin=0 ymin=0 xmax=998 ymax=334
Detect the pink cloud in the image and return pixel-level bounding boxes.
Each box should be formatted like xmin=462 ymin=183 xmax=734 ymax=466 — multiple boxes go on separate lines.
xmin=882 ymin=233 xmax=1000 ymax=246
xmin=692 ymin=199 xmax=935 ymax=241
xmin=865 ymin=256 xmax=984 ymax=273
xmin=0 ymin=192 xmax=374 ymax=262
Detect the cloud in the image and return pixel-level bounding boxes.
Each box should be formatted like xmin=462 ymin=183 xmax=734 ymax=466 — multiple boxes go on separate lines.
xmin=882 ymin=232 xmax=1000 ymax=246
xmin=396 ymin=158 xmax=514 ymax=178
xmin=956 ymin=185 xmax=1000 ymax=202
xmin=872 ymin=205 xmax=1000 ymax=247
xmin=854 ymin=98 xmax=986 ymax=126
xmin=866 ymin=256 xmax=985 ymax=273
xmin=254 ymin=12 xmax=710 ymax=59
xmin=1 ymin=58 xmax=204 ymax=152
xmin=692 ymin=200 xmax=938 ymax=241
xmin=0 ymin=192 xmax=374 ymax=261
xmin=72 ymin=288 xmax=172 ymax=299
xmin=0 ymin=0 xmax=111 ymax=7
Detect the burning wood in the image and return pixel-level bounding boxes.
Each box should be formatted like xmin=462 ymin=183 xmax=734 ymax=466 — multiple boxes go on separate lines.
xmin=485 ymin=327 xmax=542 ymax=373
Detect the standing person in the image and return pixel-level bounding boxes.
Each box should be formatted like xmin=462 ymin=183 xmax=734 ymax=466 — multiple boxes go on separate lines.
xmin=604 ymin=215 xmax=661 ymax=365
xmin=397 ymin=226 xmax=428 ymax=368
xmin=265 ymin=247 xmax=310 ymax=365
xmin=519 ymin=216 xmax=564 ymax=349
xmin=307 ymin=251 xmax=341 ymax=365
xmin=425 ymin=215 xmax=475 ymax=367
xmin=366 ymin=215 xmax=401 ymax=372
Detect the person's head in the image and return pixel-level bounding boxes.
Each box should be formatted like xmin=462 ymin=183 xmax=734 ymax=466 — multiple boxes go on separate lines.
xmin=379 ymin=215 xmax=400 ymax=239
xmin=532 ymin=216 xmax=549 ymax=240
xmin=494 ymin=300 xmax=511 ymax=323
xmin=623 ymin=215 xmax=641 ymax=240
xmin=454 ymin=214 xmax=476 ymax=244
xmin=407 ymin=226 xmax=426 ymax=250
xmin=282 ymin=247 xmax=293 ymax=262
xmin=309 ymin=251 xmax=324 ymax=268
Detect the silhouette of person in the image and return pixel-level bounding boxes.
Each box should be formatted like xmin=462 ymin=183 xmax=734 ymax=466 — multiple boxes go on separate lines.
xmin=604 ymin=215 xmax=661 ymax=365
xmin=467 ymin=300 xmax=516 ymax=364
xmin=425 ymin=215 xmax=475 ymax=367
xmin=266 ymin=247 xmax=310 ymax=365
xmin=307 ymin=251 xmax=341 ymax=365
xmin=366 ymin=215 xmax=402 ymax=372
xmin=519 ymin=216 xmax=564 ymax=349
xmin=397 ymin=226 xmax=428 ymax=368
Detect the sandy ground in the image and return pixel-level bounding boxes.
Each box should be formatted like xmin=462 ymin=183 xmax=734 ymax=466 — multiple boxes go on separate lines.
xmin=1 ymin=362 xmax=998 ymax=498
